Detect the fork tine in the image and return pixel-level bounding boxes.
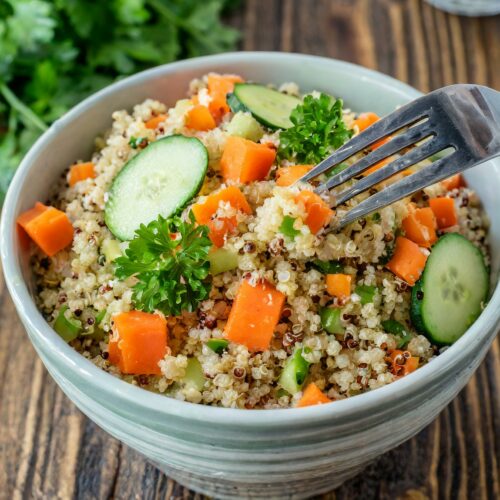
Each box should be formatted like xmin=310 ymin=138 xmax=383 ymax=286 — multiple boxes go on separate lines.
xmin=332 ymin=137 xmax=444 ymax=206
xmin=316 ymin=121 xmax=434 ymax=192
xmin=336 ymin=151 xmax=475 ymax=228
xmin=299 ymin=94 xmax=433 ymax=183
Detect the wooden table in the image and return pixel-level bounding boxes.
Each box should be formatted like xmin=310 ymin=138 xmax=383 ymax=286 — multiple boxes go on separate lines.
xmin=1 ymin=1 xmax=499 ymax=498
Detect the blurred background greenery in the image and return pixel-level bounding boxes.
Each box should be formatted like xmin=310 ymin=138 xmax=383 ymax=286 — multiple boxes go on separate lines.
xmin=0 ymin=0 xmax=242 ymax=204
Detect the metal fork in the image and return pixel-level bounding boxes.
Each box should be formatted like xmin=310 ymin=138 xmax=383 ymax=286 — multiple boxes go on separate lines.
xmin=300 ymin=84 xmax=500 ymax=229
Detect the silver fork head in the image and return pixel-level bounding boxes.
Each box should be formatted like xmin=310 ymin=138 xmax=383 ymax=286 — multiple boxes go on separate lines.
xmin=300 ymin=84 xmax=500 ymax=229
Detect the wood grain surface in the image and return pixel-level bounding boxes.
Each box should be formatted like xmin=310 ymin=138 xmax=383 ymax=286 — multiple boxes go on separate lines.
xmin=1 ymin=1 xmax=499 ymax=499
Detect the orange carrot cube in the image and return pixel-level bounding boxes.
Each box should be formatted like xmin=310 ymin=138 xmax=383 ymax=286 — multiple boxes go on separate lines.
xmin=69 ymin=162 xmax=95 ymax=187
xmin=326 ymin=273 xmax=352 ymax=298
xmin=185 ymin=105 xmax=217 ymax=131
xmin=429 ymin=197 xmax=457 ymax=228
xmin=220 ymin=136 xmax=276 ymax=183
xmin=224 ymin=279 xmax=285 ymax=352
xmin=386 ymin=236 xmax=428 ymax=286
xmin=17 ymin=202 xmax=74 ymax=257
xmin=297 ymin=382 xmax=331 ymax=408
xmin=207 ymin=74 xmax=243 ymax=119
xmin=145 ymin=114 xmax=167 ymax=129
xmin=109 ymin=311 xmax=167 ymax=375
xmin=295 ymin=190 xmax=334 ymax=234
xmin=192 ymin=186 xmax=251 ymax=225
xmin=275 ymin=165 xmax=313 ymax=187
xmin=402 ymin=206 xmax=437 ymax=248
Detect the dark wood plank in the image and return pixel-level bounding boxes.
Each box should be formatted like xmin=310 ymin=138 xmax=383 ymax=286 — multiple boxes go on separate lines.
xmin=0 ymin=1 xmax=499 ymax=499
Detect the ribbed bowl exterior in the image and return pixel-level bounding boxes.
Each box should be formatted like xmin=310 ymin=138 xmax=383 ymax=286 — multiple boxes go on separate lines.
xmin=2 ymin=53 xmax=500 ymax=499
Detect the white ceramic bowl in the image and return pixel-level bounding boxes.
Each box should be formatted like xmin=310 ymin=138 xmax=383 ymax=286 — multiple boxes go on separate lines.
xmin=1 ymin=53 xmax=499 ymax=499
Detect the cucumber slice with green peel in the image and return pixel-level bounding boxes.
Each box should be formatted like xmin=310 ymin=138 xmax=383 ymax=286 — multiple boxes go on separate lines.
xmin=410 ymin=233 xmax=489 ymax=345
xmin=228 ymin=83 xmax=301 ymax=129
xmin=105 ymin=135 xmax=208 ymax=240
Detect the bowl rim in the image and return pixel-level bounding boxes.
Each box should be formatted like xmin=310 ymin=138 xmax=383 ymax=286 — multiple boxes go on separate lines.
xmin=1 ymin=51 xmax=499 ymax=426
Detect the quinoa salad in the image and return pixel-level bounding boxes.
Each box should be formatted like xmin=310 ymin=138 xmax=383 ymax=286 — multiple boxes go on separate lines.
xmin=20 ymin=74 xmax=490 ymax=409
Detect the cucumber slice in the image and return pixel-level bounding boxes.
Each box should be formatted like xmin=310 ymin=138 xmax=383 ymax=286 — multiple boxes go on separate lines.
xmin=105 ymin=135 xmax=208 ymax=240
xmin=410 ymin=233 xmax=488 ymax=345
xmin=228 ymin=83 xmax=301 ymax=129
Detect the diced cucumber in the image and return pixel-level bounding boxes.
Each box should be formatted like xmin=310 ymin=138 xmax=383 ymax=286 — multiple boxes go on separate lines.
xmin=53 ymin=306 xmax=82 ymax=342
xmin=355 ymin=285 xmax=378 ymax=305
xmin=320 ymin=307 xmax=344 ymax=334
xmin=279 ymin=215 xmax=300 ymax=240
xmin=226 ymin=112 xmax=264 ymax=142
xmin=105 ymin=135 xmax=208 ymax=240
xmin=410 ymin=233 xmax=489 ymax=345
xmin=278 ymin=347 xmax=310 ymax=395
xmin=102 ymin=239 xmax=122 ymax=263
xmin=206 ymin=339 xmax=229 ymax=354
xmin=208 ymin=248 xmax=239 ymax=275
xmin=228 ymin=83 xmax=301 ymax=129
xmin=182 ymin=357 xmax=206 ymax=392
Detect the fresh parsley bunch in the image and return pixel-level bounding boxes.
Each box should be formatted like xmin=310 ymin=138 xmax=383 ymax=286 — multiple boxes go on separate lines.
xmin=278 ymin=93 xmax=353 ymax=164
xmin=114 ymin=212 xmax=213 ymax=316
xmin=0 ymin=0 xmax=241 ymax=204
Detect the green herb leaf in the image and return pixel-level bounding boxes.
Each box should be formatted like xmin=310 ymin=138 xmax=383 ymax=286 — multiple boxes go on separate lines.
xmin=278 ymin=93 xmax=353 ymax=164
xmin=381 ymin=319 xmax=413 ymax=348
xmin=114 ymin=212 xmax=213 ymax=316
xmin=128 ymin=136 xmax=147 ymax=149
xmin=310 ymin=259 xmax=343 ymax=274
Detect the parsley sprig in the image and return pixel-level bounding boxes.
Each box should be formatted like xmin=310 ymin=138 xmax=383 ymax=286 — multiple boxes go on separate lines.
xmin=114 ymin=212 xmax=212 ymax=316
xmin=278 ymin=93 xmax=353 ymax=164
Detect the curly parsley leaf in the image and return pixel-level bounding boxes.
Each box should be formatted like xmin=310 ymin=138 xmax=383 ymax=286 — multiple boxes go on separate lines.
xmin=278 ymin=93 xmax=353 ymax=164
xmin=114 ymin=212 xmax=213 ymax=316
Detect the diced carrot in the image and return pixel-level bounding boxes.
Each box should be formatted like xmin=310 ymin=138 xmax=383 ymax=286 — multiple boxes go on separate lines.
xmin=295 ymin=190 xmax=334 ymax=234
xmin=108 ymin=311 xmax=167 ymax=375
xmin=353 ymin=112 xmax=380 ymax=132
xmin=353 ymin=112 xmax=391 ymax=151
xmin=371 ymin=135 xmax=391 ymax=151
xmin=429 ymin=197 xmax=457 ymax=228
xmin=221 ymin=136 xmax=276 ymax=183
xmin=207 ymin=74 xmax=244 ymax=120
xmin=386 ymin=236 xmax=427 ymax=286
xmin=17 ymin=202 xmax=74 ymax=257
xmin=387 ymin=350 xmax=419 ymax=377
xmin=326 ymin=273 xmax=352 ymax=298
xmin=275 ymin=165 xmax=313 ymax=187
xmin=206 ymin=217 xmax=238 ymax=247
xmin=145 ymin=114 xmax=167 ymax=129
xmin=224 ymin=279 xmax=285 ymax=352
xmin=185 ymin=105 xmax=217 ymax=131
xmin=297 ymin=382 xmax=332 ymax=407
xmin=362 ymin=157 xmax=390 ymax=177
xmin=441 ymin=174 xmax=464 ymax=191
xmin=192 ymin=186 xmax=252 ymax=225
xmin=402 ymin=356 xmax=419 ymax=376
xmin=402 ymin=206 xmax=437 ymax=248
xmin=69 ymin=162 xmax=95 ymax=187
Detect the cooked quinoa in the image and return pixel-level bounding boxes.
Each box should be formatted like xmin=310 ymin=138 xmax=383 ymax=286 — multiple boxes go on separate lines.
xmin=30 ymin=74 xmax=490 ymax=409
